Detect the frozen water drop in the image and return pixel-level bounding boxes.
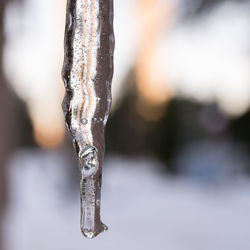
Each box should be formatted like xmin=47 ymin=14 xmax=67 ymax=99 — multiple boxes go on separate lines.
xmin=80 ymin=146 xmax=98 ymax=179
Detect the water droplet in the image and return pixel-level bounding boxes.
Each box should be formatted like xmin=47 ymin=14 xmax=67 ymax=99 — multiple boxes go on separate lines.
xmin=83 ymin=230 xmax=95 ymax=239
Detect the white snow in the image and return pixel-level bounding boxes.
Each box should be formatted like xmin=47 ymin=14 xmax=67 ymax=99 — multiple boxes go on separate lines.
xmin=3 ymin=150 xmax=250 ymax=250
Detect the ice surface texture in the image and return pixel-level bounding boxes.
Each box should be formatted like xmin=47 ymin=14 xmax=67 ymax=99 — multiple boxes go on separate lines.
xmin=62 ymin=0 xmax=114 ymax=238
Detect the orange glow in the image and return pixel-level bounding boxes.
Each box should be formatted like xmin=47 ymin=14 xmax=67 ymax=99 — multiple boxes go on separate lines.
xmin=135 ymin=0 xmax=174 ymax=121
xmin=33 ymin=122 xmax=65 ymax=149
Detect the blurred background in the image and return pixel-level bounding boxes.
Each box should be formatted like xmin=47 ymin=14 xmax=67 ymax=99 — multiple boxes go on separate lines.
xmin=1 ymin=0 xmax=250 ymax=249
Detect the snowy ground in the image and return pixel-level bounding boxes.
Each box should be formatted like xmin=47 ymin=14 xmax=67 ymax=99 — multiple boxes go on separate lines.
xmin=3 ymin=149 xmax=250 ymax=250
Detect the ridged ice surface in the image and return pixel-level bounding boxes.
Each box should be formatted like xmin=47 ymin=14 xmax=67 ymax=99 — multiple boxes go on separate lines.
xmin=62 ymin=0 xmax=114 ymax=238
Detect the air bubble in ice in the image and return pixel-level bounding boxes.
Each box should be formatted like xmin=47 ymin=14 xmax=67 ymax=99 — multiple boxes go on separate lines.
xmin=81 ymin=118 xmax=88 ymax=125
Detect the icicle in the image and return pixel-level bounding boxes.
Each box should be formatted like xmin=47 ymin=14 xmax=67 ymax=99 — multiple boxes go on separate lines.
xmin=62 ymin=0 xmax=114 ymax=238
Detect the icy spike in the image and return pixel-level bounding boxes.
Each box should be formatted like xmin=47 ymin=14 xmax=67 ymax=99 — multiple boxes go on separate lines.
xmin=62 ymin=0 xmax=114 ymax=238
xmin=80 ymin=177 xmax=108 ymax=238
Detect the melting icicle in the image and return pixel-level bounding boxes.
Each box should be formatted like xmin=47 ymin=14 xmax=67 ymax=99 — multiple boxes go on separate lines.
xmin=62 ymin=0 xmax=114 ymax=238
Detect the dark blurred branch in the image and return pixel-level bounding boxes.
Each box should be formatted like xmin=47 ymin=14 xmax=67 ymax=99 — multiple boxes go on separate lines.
xmin=183 ymin=0 xmax=249 ymax=19
xmin=0 ymin=0 xmax=6 ymax=75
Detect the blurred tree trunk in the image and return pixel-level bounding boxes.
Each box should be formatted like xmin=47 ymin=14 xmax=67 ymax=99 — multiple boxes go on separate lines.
xmin=0 ymin=0 xmax=31 ymax=248
xmin=0 ymin=1 xmax=8 ymax=249
xmin=135 ymin=0 xmax=173 ymax=121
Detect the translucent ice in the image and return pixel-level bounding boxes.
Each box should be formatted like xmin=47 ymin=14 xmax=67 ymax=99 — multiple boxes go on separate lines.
xmin=62 ymin=0 xmax=114 ymax=238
